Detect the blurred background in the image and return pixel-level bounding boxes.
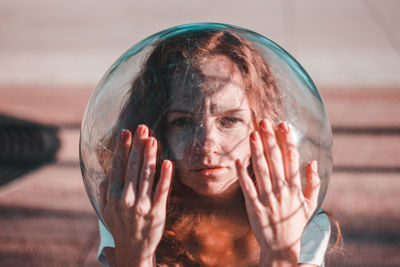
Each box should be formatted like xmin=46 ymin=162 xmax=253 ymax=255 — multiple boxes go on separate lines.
xmin=0 ymin=0 xmax=399 ymax=266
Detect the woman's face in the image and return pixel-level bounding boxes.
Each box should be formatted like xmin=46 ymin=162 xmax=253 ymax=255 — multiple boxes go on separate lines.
xmin=166 ymin=56 xmax=254 ymax=196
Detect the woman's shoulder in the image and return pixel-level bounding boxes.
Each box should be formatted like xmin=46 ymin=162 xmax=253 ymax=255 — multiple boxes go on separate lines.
xmin=305 ymin=209 xmax=330 ymax=234
xmin=98 ymin=220 xmax=115 ymax=265
xmin=298 ymin=209 xmax=331 ymax=266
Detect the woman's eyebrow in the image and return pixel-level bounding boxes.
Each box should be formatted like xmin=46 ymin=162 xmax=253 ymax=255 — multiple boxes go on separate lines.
xmin=168 ymin=108 xmax=246 ymax=115
xmin=219 ymin=108 xmax=246 ymax=115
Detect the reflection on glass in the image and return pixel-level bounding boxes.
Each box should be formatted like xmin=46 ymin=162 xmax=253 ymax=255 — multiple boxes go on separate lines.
xmin=80 ymin=23 xmax=332 ymax=266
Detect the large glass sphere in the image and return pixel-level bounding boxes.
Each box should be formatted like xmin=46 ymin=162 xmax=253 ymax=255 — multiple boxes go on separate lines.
xmin=80 ymin=23 xmax=332 ymax=225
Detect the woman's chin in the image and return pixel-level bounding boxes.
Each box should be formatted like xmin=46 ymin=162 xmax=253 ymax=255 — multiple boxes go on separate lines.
xmin=194 ymin=186 xmax=225 ymax=196
xmin=186 ymin=180 xmax=240 ymax=197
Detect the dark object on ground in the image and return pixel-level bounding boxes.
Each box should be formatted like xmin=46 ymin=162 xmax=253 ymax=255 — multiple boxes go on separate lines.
xmin=0 ymin=115 xmax=60 ymax=186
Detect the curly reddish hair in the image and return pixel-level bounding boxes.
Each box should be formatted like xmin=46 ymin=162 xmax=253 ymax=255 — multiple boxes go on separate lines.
xmin=100 ymin=28 xmax=282 ymax=266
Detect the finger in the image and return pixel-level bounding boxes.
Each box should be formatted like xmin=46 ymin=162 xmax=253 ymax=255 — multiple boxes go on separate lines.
xmin=304 ymin=161 xmax=320 ymax=210
xmin=249 ymin=131 xmax=273 ymax=203
xmin=107 ymin=129 xmax=132 ymax=199
xmin=123 ymin=125 xmax=149 ymax=207
xmin=259 ymin=119 xmax=285 ymax=192
xmin=276 ymin=122 xmax=301 ymax=188
xmin=153 ymin=160 xmax=173 ymax=211
xmin=235 ymin=159 xmax=262 ymax=210
xmin=138 ymin=137 xmax=158 ymax=200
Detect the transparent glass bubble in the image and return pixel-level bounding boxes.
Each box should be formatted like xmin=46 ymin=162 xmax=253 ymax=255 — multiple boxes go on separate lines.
xmin=80 ymin=23 xmax=332 ymax=226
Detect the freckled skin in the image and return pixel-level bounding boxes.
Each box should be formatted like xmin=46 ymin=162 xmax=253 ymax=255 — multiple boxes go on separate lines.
xmin=166 ymin=56 xmax=254 ymax=196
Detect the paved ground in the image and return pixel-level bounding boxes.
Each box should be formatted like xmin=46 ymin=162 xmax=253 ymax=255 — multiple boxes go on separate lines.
xmin=1 ymin=0 xmax=400 ymax=89
xmin=1 ymin=0 xmax=400 ymax=266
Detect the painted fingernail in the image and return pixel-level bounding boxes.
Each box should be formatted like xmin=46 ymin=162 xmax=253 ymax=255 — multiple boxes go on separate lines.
xmin=235 ymin=159 xmax=242 ymax=168
xmin=120 ymin=129 xmax=129 ymax=140
xmin=260 ymin=119 xmax=268 ymax=131
xmin=279 ymin=122 xmax=289 ymax=133
xmin=250 ymin=131 xmax=259 ymax=142
xmin=135 ymin=125 xmax=142 ymax=135
xmin=163 ymin=160 xmax=171 ymax=169
xmin=137 ymin=124 xmax=147 ymax=136
xmin=150 ymin=137 xmax=156 ymax=147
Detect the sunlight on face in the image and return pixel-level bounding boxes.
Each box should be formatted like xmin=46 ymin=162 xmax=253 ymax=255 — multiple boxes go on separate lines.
xmin=166 ymin=56 xmax=254 ymax=195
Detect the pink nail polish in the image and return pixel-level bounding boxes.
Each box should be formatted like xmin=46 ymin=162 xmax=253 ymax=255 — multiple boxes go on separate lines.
xmin=164 ymin=160 xmax=171 ymax=169
xmin=235 ymin=159 xmax=242 ymax=168
xmin=260 ymin=120 xmax=267 ymax=131
xmin=135 ymin=125 xmax=141 ymax=135
xmin=251 ymin=131 xmax=258 ymax=142
xmin=150 ymin=138 xmax=156 ymax=147
xmin=138 ymin=124 xmax=147 ymax=135
xmin=280 ymin=122 xmax=289 ymax=133
xmin=120 ymin=129 xmax=128 ymax=140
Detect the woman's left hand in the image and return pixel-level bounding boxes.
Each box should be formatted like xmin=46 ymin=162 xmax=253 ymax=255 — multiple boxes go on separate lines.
xmin=235 ymin=120 xmax=321 ymax=266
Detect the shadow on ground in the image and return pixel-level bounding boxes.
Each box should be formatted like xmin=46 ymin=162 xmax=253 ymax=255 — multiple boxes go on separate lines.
xmin=0 ymin=115 xmax=60 ymax=186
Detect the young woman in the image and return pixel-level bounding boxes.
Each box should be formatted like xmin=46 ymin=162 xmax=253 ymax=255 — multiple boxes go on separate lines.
xmin=97 ymin=29 xmax=330 ymax=267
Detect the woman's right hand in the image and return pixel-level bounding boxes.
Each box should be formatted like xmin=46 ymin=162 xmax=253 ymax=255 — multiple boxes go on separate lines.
xmin=99 ymin=125 xmax=173 ymax=267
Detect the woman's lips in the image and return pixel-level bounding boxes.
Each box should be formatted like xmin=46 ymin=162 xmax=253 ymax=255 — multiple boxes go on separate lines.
xmin=191 ymin=166 xmax=225 ymax=175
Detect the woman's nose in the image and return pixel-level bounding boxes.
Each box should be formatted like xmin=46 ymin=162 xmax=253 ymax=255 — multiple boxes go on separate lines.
xmin=193 ymin=122 xmax=219 ymax=155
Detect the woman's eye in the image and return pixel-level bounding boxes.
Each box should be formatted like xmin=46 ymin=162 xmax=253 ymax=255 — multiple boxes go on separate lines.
xmin=170 ymin=117 xmax=195 ymax=128
xmin=219 ymin=117 xmax=241 ymax=128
